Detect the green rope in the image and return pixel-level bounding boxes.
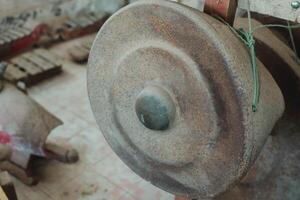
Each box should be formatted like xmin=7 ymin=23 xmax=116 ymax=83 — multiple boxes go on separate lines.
xmin=246 ymin=0 xmax=259 ymax=112
xmin=287 ymin=21 xmax=300 ymax=63
xmin=215 ymin=14 xmax=259 ymax=112
xmin=253 ymin=23 xmax=300 ymax=32
xmin=214 ymin=1 xmax=300 ymax=112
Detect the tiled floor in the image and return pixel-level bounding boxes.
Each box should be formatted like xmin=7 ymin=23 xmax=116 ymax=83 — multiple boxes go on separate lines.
xmin=14 ymin=42 xmax=174 ymax=200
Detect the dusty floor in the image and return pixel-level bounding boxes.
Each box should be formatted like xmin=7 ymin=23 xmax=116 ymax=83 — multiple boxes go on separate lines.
xmin=13 ymin=40 xmax=174 ymax=200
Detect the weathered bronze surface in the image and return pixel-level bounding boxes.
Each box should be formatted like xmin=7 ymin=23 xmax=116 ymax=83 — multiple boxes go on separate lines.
xmin=210 ymin=18 xmax=300 ymax=200
xmin=88 ymin=1 xmax=284 ymax=199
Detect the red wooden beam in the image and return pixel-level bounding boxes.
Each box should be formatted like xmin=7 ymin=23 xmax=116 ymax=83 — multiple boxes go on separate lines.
xmin=204 ymin=0 xmax=237 ymax=25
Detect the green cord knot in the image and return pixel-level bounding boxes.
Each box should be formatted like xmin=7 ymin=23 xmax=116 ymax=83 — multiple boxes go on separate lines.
xmin=235 ymin=28 xmax=260 ymax=112
xmin=236 ymin=28 xmax=255 ymax=48
xmin=213 ymin=16 xmax=261 ymax=112
xmin=214 ymin=1 xmax=300 ymax=113
xmin=246 ymin=34 xmax=255 ymax=48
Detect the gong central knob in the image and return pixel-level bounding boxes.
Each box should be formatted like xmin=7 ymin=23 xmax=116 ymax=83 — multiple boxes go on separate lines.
xmin=135 ymin=86 xmax=176 ymax=131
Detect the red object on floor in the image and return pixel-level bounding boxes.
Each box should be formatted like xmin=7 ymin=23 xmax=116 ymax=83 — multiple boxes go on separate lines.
xmin=0 ymin=131 xmax=11 ymax=145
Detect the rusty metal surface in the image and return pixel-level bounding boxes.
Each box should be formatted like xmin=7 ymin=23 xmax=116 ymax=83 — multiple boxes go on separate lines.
xmin=88 ymin=0 xmax=284 ymax=198
xmin=214 ymin=24 xmax=300 ymax=199
xmin=204 ymin=0 xmax=237 ymax=25
xmin=215 ymin=116 xmax=300 ymax=200
xmin=175 ymin=17 xmax=300 ymax=200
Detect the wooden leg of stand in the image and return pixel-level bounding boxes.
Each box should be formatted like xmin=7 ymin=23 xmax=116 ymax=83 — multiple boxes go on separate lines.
xmin=44 ymin=143 xmax=79 ymax=163
xmin=0 ymin=171 xmax=18 ymax=200
xmin=0 ymin=161 xmax=37 ymax=186
xmin=0 ymin=187 xmax=8 ymax=200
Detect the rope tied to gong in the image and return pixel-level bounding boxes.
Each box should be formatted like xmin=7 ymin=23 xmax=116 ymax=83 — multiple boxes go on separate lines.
xmin=213 ymin=0 xmax=300 ymax=112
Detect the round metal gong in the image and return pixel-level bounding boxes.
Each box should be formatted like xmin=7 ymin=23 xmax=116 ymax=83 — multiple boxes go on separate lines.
xmin=88 ymin=0 xmax=284 ymax=198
